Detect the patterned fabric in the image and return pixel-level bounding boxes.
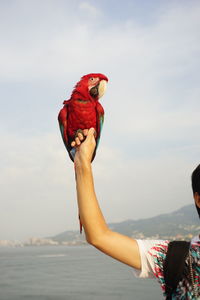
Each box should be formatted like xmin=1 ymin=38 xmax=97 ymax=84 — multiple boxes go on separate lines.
xmin=148 ymin=239 xmax=200 ymax=299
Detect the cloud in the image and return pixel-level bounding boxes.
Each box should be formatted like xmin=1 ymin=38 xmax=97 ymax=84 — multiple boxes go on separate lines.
xmin=93 ymin=143 xmax=197 ymax=224
xmin=0 ymin=131 xmax=77 ymax=240
xmin=0 ymin=1 xmax=199 ymax=88
xmin=79 ymin=2 xmax=100 ymax=17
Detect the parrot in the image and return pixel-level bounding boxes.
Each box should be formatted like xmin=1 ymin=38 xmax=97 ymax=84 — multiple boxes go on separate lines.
xmin=58 ymin=73 xmax=108 ymax=233
xmin=58 ymin=73 xmax=108 ymax=162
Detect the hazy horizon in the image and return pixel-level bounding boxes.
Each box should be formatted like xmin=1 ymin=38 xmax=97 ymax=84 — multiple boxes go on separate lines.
xmin=2 ymin=202 xmax=197 ymax=242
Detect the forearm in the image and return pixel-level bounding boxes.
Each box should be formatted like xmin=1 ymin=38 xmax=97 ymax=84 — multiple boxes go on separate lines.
xmin=75 ymin=162 xmax=109 ymax=243
xmin=75 ymin=162 xmax=141 ymax=268
xmin=72 ymin=129 xmax=141 ymax=269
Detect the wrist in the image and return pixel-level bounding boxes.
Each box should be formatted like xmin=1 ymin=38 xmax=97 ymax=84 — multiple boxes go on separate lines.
xmin=74 ymin=160 xmax=92 ymax=173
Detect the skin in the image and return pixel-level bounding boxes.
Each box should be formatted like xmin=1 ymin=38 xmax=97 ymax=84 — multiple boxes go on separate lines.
xmin=194 ymin=192 xmax=200 ymax=211
xmin=72 ymin=128 xmax=141 ymax=270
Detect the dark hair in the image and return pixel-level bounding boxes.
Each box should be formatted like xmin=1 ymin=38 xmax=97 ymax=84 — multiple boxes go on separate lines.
xmin=191 ymin=164 xmax=200 ymax=218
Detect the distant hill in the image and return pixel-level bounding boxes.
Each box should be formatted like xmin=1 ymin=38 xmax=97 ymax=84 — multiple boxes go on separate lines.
xmin=50 ymin=204 xmax=200 ymax=243
xmin=108 ymin=204 xmax=200 ymax=240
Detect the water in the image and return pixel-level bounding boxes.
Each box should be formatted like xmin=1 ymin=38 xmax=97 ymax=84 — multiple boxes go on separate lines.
xmin=0 ymin=246 xmax=163 ymax=300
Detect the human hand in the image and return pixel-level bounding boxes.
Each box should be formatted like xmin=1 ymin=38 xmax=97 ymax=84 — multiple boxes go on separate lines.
xmin=72 ymin=128 xmax=96 ymax=168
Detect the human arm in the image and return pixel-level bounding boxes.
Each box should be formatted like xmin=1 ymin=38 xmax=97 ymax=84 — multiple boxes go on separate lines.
xmin=73 ymin=128 xmax=141 ymax=270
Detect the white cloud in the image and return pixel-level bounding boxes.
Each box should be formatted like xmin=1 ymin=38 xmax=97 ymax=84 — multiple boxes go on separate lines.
xmin=0 ymin=1 xmax=199 ymax=89
xmin=0 ymin=131 xmax=77 ymax=240
xmin=94 ymin=143 xmax=197 ymax=222
xmin=79 ymin=1 xmax=100 ymax=17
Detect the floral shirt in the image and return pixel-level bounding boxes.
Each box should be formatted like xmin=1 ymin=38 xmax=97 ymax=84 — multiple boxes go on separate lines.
xmin=135 ymin=236 xmax=200 ymax=299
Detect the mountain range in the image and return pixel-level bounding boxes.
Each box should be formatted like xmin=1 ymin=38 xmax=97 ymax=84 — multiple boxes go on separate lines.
xmin=50 ymin=204 xmax=200 ymax=243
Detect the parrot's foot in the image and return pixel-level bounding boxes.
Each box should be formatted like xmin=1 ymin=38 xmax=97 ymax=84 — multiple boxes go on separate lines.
xmin=75 ymin=129 xmax=87 ymax=144
xmin=75 ymin=128 xmax=97 ymax=139
xmin=75 ymin=129 xmax=84 ymax=138
xmin=69 ymin=130 xmax=84 ymax=161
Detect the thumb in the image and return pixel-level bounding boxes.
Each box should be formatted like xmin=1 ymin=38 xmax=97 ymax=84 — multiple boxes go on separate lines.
xmin=87 ymin=127 xmax=95 ymax=139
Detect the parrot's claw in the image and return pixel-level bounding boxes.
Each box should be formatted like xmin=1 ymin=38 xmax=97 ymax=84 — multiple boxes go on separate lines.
xmin=75 ymin=129 xmax=84 ymax=139
xmin=69 ymin=129 xmax=84 ymax=161
xmin=75 ymin=128 xmax=97 ymax=139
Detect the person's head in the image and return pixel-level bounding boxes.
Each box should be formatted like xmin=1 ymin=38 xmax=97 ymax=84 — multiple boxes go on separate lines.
xmin=191 ymin=164 xmax=200 ymax=218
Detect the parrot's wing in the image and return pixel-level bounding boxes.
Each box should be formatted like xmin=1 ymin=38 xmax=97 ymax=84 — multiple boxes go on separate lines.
xmin=96 ymin=102 xmax=104 ymax=149
xmin=58 ymin=101 xmax=71 ymax=156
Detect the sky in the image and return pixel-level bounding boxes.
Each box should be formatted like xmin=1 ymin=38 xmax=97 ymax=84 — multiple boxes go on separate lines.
xmin=1 ymin=0 xmax=200 ymax=241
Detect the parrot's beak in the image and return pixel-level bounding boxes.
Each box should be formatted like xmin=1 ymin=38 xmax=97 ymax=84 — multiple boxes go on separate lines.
xmin=89 ymin=80 xmax=107 ymax=99
xmin=98 ymin=80 xmax=107 ymax=98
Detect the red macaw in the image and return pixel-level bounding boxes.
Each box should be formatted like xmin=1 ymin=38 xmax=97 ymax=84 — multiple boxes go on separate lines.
xmin=58 ymin=73 xmax=108 ymax=162
xmin=58 ymin=73 xmax=108 ymax=233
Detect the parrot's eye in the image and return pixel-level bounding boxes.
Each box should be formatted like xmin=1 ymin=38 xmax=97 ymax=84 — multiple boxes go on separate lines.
xmin=90 ymin=77 xmax=94 ymax=81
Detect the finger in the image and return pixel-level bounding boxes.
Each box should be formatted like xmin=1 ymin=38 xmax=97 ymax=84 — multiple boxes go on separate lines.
xmin=88 ymin=127 xmax=95 ymax=137
xmin=71 ymin=141 xmax=76 ymax=147
xmin=86 ymin=128 xmax=96 ymax=142
xmin=75 ymin=137 xmax=81 ymax=146
xmin=83 ymin=129 xmax=89 ymax=136
xmin=77 ymin=132 xmax=84 ymax=141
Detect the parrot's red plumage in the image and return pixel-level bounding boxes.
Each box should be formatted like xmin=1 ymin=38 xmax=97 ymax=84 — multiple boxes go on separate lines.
xmin=58 ymin=73 xmax=108 ymax=162
xmin=58 ymin=73 xmax=108 ymax=234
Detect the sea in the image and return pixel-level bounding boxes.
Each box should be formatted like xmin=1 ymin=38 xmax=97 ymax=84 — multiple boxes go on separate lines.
xmin=0 ymin=245 xmax=163 ymax=300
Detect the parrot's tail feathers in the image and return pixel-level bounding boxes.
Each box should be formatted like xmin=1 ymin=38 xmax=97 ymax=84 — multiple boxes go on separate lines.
xmin=79 ymin=215 xmax=83 ymax=234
